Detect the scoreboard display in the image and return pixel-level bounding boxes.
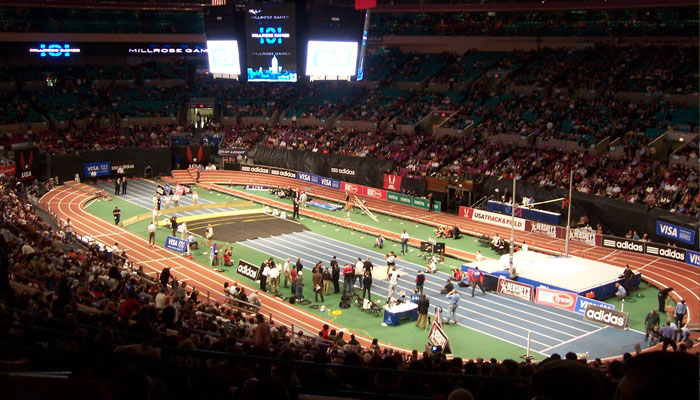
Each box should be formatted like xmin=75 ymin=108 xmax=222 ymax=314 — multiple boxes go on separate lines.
xmin=245 ymin=3 xmax=297 ymax=82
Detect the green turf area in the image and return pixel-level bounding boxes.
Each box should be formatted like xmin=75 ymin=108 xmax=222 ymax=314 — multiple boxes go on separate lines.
xmin=84 ymin=183 xmax=660 ymax=360
xmin=603 ymin=281 xmax=677 ymax=333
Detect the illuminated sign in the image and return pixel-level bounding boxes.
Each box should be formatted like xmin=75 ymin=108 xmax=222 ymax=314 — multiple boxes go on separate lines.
xmin=29 ymin=43 xmax=80 ymax=57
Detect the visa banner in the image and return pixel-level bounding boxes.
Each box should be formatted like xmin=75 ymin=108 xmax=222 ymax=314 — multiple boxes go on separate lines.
xmin=164 ymin=235 xmax=188 ymax=253
xmin=574 ymin=296 xmax=615 ymax=315
xmin=83 ymin=161 xmax=111 ymax=177
xmin=686 ymin=250 xmax=700 ymax=268
xmin=656 ymin=220 xmax=695 ymax=245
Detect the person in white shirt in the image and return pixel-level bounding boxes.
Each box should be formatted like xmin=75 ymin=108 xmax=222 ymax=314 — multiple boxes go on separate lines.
xmin=426 ymin=258 xmax=437 ymax=274
xmin=475 ymin=250 xmax=484 ymax=266
xmin=355 ymin=258 xmax=364 ymax=290
xmin=164 ymin=194 xmax=171 ymax=208
xmin=269 ymin=261 xmax=280 ymax=293
xmin=261 ymin=262 xmax=271 ymax=292
xmin=283 ymin=258 xmax=291 ymax=288
xmin=179 ymin=221 xmax=188 ymax=239
xmin=385 ymin=251 xmax=396 ymax=275
xmin=152 ymin=194 xmax=158 ymax=209
xmin=152 ymin=208 xmax=159 ymax=225
xmin=521 ymin=241 xmax=529 ymax=252
xmin=400 ymin=230 xmax=409 ymax=255
xmin=148 ymin=221 xmax=156 ymax=246
xmin=192 ymin=189 xmax=199 ymax=205
xmin=386 ymin=266 xmax=400 ymax=302
xmin=300 ymin=191 xmax=307 ymax=208
xmin=205 ymin=224 xmax=214 ymax=247
xmin=173 ymin=193 xmax=180 ymax=207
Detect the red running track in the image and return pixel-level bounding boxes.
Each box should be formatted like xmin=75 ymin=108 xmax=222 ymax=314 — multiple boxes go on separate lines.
xmin=39 ymin=182 xmax=414 ymax=354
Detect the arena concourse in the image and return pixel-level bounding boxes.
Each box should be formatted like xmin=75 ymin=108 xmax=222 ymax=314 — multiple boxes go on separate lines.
xmin=0 ymin=0 xmax=698 ymax=399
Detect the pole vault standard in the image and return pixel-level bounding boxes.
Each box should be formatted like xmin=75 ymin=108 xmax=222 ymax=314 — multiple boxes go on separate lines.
xmin=564 ymin=169 xmax=573 ymax=256
xmin=509 ymin=177 xmax=516 ymax=262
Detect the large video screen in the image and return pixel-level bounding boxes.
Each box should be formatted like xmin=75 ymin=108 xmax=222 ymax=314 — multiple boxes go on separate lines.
xmin=245 ymin=3 xmax=297 ymax=82
xmin=206 ymin=40 xmax=241 ymax=75
xmin=305 ymin=41 xmax=358 ymax=77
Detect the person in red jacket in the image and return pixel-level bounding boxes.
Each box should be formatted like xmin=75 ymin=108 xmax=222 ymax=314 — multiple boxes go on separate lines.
xmin=468 ymin=267 xmax=486 ymax=297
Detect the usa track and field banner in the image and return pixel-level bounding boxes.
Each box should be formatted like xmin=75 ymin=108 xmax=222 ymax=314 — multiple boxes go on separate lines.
xmin=236 ymin=259 xmax=261 ymax=281
xmin=656 ymin=220 xmax=695 ymax=245
xmin=574 ymin=296 xmax=615 ymax=315
xmin=459 ymin=206 xmax=526 ymax=231
xmin=15 ymin=147 xmax=39 ymax=181
xmin=383 ymin=174 xmax=402 ymax=191
xmin=496 ymin=277 xmax=533 ymax=301
xmin=83 ymin=161 xmax=111 ymax=178
xmin=535 ymin=287 xmax=577 ymax=311
xmin=164 ymin=236 xmax=188 ymax=253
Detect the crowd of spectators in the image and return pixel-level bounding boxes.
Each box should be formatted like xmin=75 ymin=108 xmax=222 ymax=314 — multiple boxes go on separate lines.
xmin=0 ymin=172 xmax=698 ymax=399
xmin=369 ymin=7 xmax=699 ymax=37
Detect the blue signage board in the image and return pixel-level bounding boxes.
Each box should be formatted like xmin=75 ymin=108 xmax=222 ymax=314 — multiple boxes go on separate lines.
xmin=319 ymin=176 xmax=341 ymax=190
xmin=656 ymin=220 xmax=695 ymax=245
xmin=83 ymin=161 xmax=111 ymax=177
xmin=574 ymin=297 xmax=615 ymax=315
xmin=164 ymin=235 xmax=188 ymax=253
xmin=686 ymin=250 xmax=700 ymax=268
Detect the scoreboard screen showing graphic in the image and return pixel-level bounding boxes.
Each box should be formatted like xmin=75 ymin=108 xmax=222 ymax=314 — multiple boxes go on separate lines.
xmin=245 ymin=3 xmax=297 ymax=82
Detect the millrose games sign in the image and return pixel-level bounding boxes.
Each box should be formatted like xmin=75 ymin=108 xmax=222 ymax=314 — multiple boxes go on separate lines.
xmin=236 ymin=259 xmax=261 ymax=281
xmin=497 ymin=277 xmax=533 ymax=301
xmin=656 ymin=220 xmax=695 ymax=245
xmin=601 ymin=236 xmax=645 ymax=253
xmin=535 ymin=287 xmax=577 ymax=311
xmin=583 ymin=304 xmax=629 ymax=330
xmin=460 ymin=207 xmax=526 ymax=231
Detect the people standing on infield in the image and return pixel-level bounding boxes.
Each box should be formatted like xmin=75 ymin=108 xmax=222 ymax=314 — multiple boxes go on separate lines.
xmin=113 ymin=206 xmax=121 ymax=225
xmin=260 ymin=259 xmax=270 ymax=292
xmin=330 ymin=256 xmax=340 ymax=293
xmin=148 ymin=221 xmax=156 ymax=246
xmin=446 ymin=289 xmax=460 ymax=324
xmin=114 ymin=177 xmax=120 ymax=195
xmin=363 ymin=257 xmax=374 ymax=280
xmin=355 ymin=258 xmax=364 ymax=290
xmin=387 ymin=266 xmax=400 ymax=302
xmin=362 ymin=271 xmax=372 ymax=301
xmin=269 ymin=261 xmax=280 ymax=294
xmin=205 ymin=224 xmax=214 ymax=247
xmin=411 ymin=288 xmax=420 ymax=303
xmin=657 ymin=287 xmax=673 ymax=312
xmin=164 ymin=193 xmax=171 ymax=209
xmin=170 ymin=216 xmax=178 ymax=236
xmin=415 ymin=270 xmax=425 ymax=294
xmin=156 ymin=194 xmax=161 ymax=210
xmin=469 ymin=267 xmax=486 ymax=297
xmin=283 ymin=258 xmax=292 ymax=288
xmin=295 ymin=257 xmax=303 ymax=273
xmin=322 ymin=266 xmax=332 ymax=295
xmin=179 ymin=221 xmax=187 ymax=240
xmin=173 ymin=192 xmax=180 ymax=207
xmin=313 ymin=266 xmax=324 ymax=303
xmin=416 ymin=294 xmax=430 ymax=329
xmin=290 ymin=267 xmax=297 ymax=295
xmin=474 ymin=250 xmax=484 ymax=265
xmin=192 ymin=189 xmax=199 ymax=205
xmin=619 ymin=264 xmax=634 ymax=294
xmin=644 ymin=309 xmax=660 ymax=344
xmin=295 ymin=271 xmax=304 ymax=301
xmin=400 ymin=230 xmax=409 ymax=255
xmin=675 ymin=300 xmax=687 ymax=327
xmin=386 ymin=251 xmax=396 ymax=275
xmin=343 ymin=263 xmax=354 ymax=295
xmin=293 ymin=195 xmax=300 ymax=219
xmin=121 ymin=178 xmax=127 ymax=195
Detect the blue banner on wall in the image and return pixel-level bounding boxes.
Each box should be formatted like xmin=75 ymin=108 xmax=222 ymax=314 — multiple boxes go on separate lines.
xmin=83 ymin=161 xmax=111 ymax=177
xmin=656 ymin=220 xmax=695 ymax=245
xmin=574 ymin=297 xmax=615 ymax=315
xmin=164 ymin=235 xmax=188 ymax=253
xmin=686 ymin=250 xmax=700 ymax=268
xmin=319 ymin=176 xmax=341 ymax=190
xmin=296 ymin=171 xmax=319 ymax=185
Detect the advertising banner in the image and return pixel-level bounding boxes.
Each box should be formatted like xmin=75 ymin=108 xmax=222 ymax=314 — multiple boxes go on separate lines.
xmin=15 ymin=147 xmax=39 ymax=181
xmin=319 ymin=176 xmax=341 ymax=190
xmin=241 ymin=165 xmax=270 ymax=174
xmin=330 ymin=165 xmax=356 ymax=177
xmin=583 ymin=304 xmax=629 ymax=330
xmin=496 ymin=277 xmax=534 ymax=301
xmin=156 ymin=184 xmax=166 ymax=196
xmin=218 ymin=148 xmax=248 ymax=157
xmin=111 ymin=161 xmax=135 ymax=174
xmin=245 ymin=185 xmax=269 ymax=191
xmin=383 ymin=174 xmax=402 ymax=191
xmin=236 ymin=259 xmax=261 ymax=281
xmin=569 ymin=228 xmax=598 ymax=247
xmin=656 ymin=220 xmax=695 ymax=245
xmin=535 ymin=287 xmax=577 ymax=311
xmin=686 ymin=250 xmax=700 ymax=268
xmin=644 ymin=242 xmax=686 ymax=262
xmin=269 ymin=167 xmax=297 ymax=179
xmin=601 ymin=236 xmax=645 ymax=253
xmin=365 ymin=186 xmax=387 ymax=201
xmin=459 ymin=207 xmax=527 ymax=231
xmin=83 ymin=161 xmax=111 ymax=178
xmin=574 ymin=297 xmax=615 ymax=315
xmin=0 ymin=163 xmax=16 ymax=177
xmin=341 ymin=181 xmax=364 ymax=196
xmin=164 ymin=236 xmax=188 ymax=253
xmin=529 ymin=221 xmax=558 ymax=238
xmin=296 ymin=171 xmax=319 ymax=185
